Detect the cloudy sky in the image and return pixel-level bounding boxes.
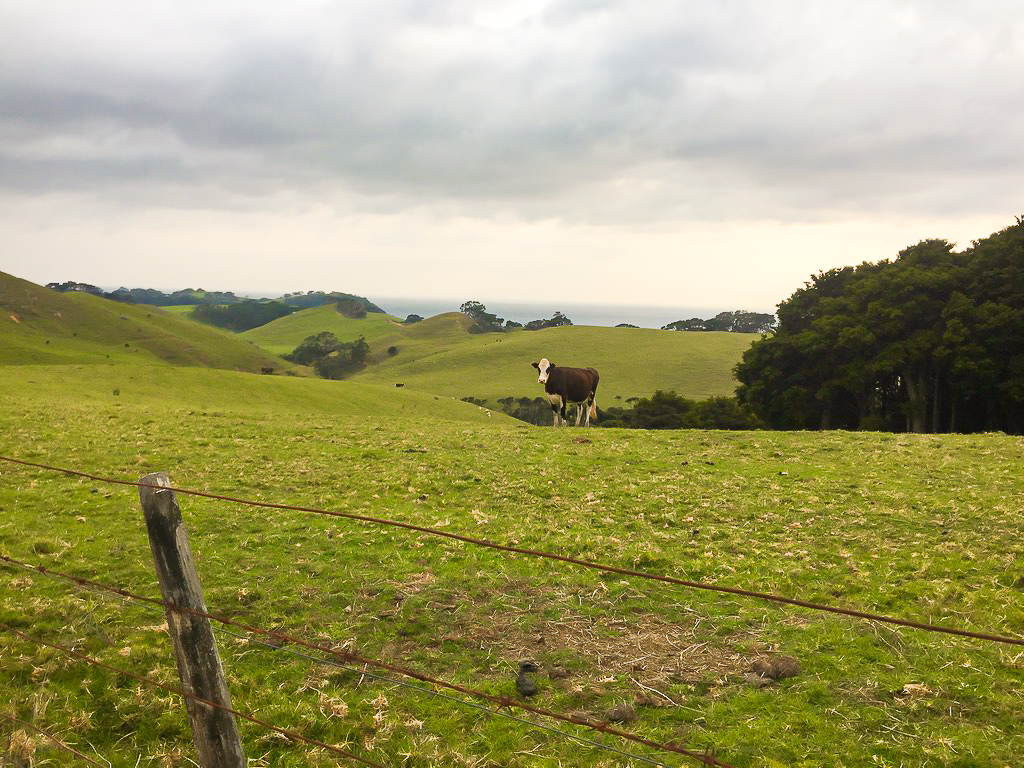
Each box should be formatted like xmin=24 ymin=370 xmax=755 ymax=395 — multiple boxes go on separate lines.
xmin=1 ymin=1 xmax=1020 ymax=312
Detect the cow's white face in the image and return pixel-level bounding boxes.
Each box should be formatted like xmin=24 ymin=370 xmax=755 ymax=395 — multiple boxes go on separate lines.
xmin=533 ymin=358 xmax=552 ymax=384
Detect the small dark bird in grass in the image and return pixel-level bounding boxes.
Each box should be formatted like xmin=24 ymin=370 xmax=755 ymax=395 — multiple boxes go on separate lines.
xmin=516 ymin=661 xmax=539 ymax=697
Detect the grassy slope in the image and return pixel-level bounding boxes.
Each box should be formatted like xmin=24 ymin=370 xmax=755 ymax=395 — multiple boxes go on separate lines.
xmin=0 ymin=272 xmax=288 ymax=372
xmin=0 ymin=364 xmax=511 ymax=424
xmin=1 ymin=374 xmax=1022 ymax=767
xmin=244 ymin=307 xmax=757 ymax=402
xmin=240 ymin=305 xmax=405 ymax=356
xmin=354 ymin=323 xmax=756 ymax=402
xmin=6 ymin=277 xmax=1019 ymax=765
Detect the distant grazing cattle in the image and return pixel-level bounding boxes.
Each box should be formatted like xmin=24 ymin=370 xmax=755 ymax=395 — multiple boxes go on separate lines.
xmin=531 ymin=358 xmax=599 ymax=427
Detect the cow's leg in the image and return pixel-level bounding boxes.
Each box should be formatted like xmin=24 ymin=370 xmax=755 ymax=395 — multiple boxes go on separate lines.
xmin=547 ymin=393 xmax=564 ymax=426
xmin=582 ymin=397 xmax=592 ymax=427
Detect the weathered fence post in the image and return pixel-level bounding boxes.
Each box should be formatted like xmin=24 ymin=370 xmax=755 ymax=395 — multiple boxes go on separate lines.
xmin=139 ymin=472 xmax=247 ymax=767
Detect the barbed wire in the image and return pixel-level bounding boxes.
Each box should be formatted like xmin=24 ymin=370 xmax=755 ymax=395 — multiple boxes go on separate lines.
xmin=0 ymin=711 xmax=109 ymax=767
xmin=0 ymin=622 xmax=389 ymax=768
xmin=217 ymin=625 xmax=680 ymax=768
xmin=1 ymin=554 xmax=735 ymax=767
xmin=3 ymin=555 xmax=682 ymax=768
xmin=2 ymin=454 xmax=1021 ymax=648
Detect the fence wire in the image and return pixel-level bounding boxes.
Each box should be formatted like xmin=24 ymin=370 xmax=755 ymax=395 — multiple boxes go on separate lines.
xmin=3 ymin=452 xmax=1023 ymax=768
xmin=1 ymin=454 xmax=1021 ymax=648
xmin=0 ymin=712 xmax=109 ymax=767
xmin=0 ymin=623 xmax=388 ymax=768
xmin=1 ymin=553 xmax=733 ymax=767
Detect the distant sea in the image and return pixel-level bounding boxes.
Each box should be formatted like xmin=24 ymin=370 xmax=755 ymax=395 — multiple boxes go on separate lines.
xmin=370 ymin=297 xmax=772 ymax=330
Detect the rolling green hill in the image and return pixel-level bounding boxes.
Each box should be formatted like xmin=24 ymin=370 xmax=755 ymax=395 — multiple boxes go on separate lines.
xmin=353 ymin=324 xmax=758 ymax=403
xmin=240 ymin=303 xmax=409 ymax=356
xmin=2 ymin=270 xmax=758 ymax=414
xmin=0 ymin=364 xmax=511 ymax=424
xmin=242 ymin=304 xmax=759 ymax=404
xmin=0 ymin=272 xmax=287 ymax=372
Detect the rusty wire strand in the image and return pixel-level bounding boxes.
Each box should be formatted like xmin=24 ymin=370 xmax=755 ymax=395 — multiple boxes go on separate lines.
xmin=5 ymin=558 xmax=680 ymax=768
xmin=0 ymin=554 xmax=733 ymax=767
xmin=1 ymin=454 xmax=1021 ymax=648
xmin=0 ymin=623 xmax=387 ymax=768
xmin=0 ymin=711 xmax=109 ymax=767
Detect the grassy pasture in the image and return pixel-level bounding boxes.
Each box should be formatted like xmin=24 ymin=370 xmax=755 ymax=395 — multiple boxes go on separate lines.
xmin=240 ymin=305 xmax=758 ymax=403
xmin=0 ymin=272 xmax=288 ymax=373
xmin=351 ymin=324 xmax=756 ymax=404
xmin=241 ymin=305 xmax=409 ymax=357
xmin=2 ymin=365 xmax=1023 ymax=767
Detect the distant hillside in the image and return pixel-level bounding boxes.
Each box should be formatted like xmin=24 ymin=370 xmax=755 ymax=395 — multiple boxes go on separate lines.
xmin=244 ymin=304 xmax=757 ymax=403
xmin=1 ymin=271 xmax=290 ymax=372
xmin=47 ymin=281 xmax=384 ymax=314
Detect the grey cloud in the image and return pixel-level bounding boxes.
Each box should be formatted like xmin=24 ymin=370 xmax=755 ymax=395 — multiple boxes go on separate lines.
xmin=1 ymin=0 xmax=1021 ymax=222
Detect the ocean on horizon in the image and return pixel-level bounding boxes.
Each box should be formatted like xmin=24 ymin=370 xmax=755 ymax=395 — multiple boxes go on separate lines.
xmin=371 ymin=297 xmax=775 ymax=330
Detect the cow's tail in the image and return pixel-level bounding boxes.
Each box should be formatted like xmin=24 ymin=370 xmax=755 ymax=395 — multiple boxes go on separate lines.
xmin=589 ymin=394 xmax=598 ymax=422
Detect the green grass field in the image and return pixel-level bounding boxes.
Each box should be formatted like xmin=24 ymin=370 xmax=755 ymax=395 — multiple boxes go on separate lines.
xmin=239 ymin=305 xmax=758 ymax=403
xmin=2 ymin=363 xmax=1023 ymax=767
xmin=0 ymin=273 xmax=289 ymax=373
xmin=2 ymin=275 xmax=1023 ymax=766
xmin=240 ymin=305 xmax=409 ymax=357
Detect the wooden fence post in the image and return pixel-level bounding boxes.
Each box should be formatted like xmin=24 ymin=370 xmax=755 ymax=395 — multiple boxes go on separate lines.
xmin=139 ymin=472 xmax=247 ymax=767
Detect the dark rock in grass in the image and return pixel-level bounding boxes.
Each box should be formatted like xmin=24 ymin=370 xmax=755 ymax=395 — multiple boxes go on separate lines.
xmin=516 ymin=661 xmax=539 ymax=697
xmin=743 ymin=672 xmax=773 ymax=688
xmin=547 ymin=664 xmax=570 ymax=680
xmin=605 ymin=704 xmax=637 ymax=723
xmin=750 ymin=655 xmax=802 ymax=681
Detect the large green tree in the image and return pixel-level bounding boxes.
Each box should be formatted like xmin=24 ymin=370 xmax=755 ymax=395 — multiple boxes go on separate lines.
xmin=736 ymin=219 xmax=1024 ymax=434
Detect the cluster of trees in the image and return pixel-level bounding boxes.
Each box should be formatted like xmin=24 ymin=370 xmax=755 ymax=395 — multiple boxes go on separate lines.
xmin=524 ymin=311 xmax=573 ymax=331
xmin=663 ymin=311 xmax=777 ymax=333
xmin=600 ymin=392 xmax=762 ymax=429
xmin=47 ymin=282 xmax=383 ymax=315
xmin=279 ymin=291 xmax=384 ymax=313
xmin=460 ymin=301 xmax=574 ymax=332
xmin=735 ymin=218 xmax=1024 ymax=434
xmin=47 ymin=282 xmax=242 ymax=306
xmin=489 ymin=392 xmax=761 ymax=429
xmin=284 ymin=332 xmax=370 ymax=380
xmin=191 ymin=300 xmax=295 ymax=331
xmin=459 ymin=301 xmax=519 ymax=332
xmin=334 ymin=299 xmax=367 ymax=318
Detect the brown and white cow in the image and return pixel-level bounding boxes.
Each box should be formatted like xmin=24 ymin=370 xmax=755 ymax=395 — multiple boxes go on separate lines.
xmin=531 ymin=358 xmax=599 ymax=427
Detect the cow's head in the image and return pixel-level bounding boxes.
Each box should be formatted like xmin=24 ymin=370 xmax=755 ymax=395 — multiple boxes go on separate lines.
xmin=531 ymin=358 xmax=554 ymax=384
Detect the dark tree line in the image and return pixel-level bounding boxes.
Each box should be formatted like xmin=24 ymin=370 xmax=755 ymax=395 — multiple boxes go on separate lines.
xmin=191 ymin=300 xmax=295 ymax=331
xmin=735 ymin=218 xmax=1024 ymax=434
xmin=459 ymin=301 xmax=573 ymax=332
xmin=663 ymin=310 xmax=776 ymax=333
xmin=47 ymin=282 xmax=240 ymax=306
xmin=491 ymin=392 xmax=761 ymax=429
xmin=279 ymin=291 xmax=384 ymax=313
xmin=47 ymin=282 xmax=383 ymax=314
xmin=460 ymin=301 xmax=514 ymax=332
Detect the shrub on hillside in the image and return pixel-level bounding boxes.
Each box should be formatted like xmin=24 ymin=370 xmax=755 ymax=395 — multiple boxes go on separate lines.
xmin=335 ymin=299 xmax=367 ymax=318
xmin=191 ymin=300 xmax=295 ymax=331
xmin=285 ymin=332 xmax=370 ymax=380
xmin=524 ymin=311 xmax=573 ymax=331
xmin=600 ymin=392 xmax=762 ymax=430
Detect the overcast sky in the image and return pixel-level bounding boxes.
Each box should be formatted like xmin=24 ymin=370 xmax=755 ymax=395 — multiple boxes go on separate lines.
xmin=1 ymin=1 xmax=1021 ymax=311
